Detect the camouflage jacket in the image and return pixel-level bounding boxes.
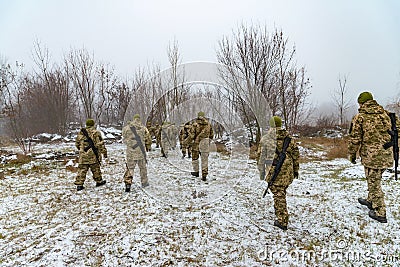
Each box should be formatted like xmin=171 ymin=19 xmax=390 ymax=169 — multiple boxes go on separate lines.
xmin=75 ymin=126 xmax=107 ymax=165
xmin=188 ymin=117 xmax=214 ymax=152
xmin=348 ymin=100 xmax=396 ymax=169
xmin=179 ymin=123 xmax=192 ymax=144
xmin=161 ymin=123 xmax=174 ymax=145
xmin=123 ymin=118 xmax=151 ymax=161
xmin=257 ymin=128 xmax=299 ymax=187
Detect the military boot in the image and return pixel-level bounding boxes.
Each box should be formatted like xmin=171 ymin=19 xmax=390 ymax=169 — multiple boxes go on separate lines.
xmin=142 ymin=182 xmax=149 ymax=188
xmin=191 ymin=171 xmax=199 ymax=177
xmin=202 ymin=176 xmax=207 ymax=181
xmin=188 ymin=152 xmax=191 ymax=158
xmin=96 ymin=180 xmax=106 ymax=187
xmin=368 ymin=210 xmax=387 ymax=223
xmin=274 ymin=220 xmax=288 ymax=231
xmin=358 ymin=198 xmax=373 ymax=210
xmin=125 ymin=184 xmax=131 ymax=192
xmin=77 ymin=185 xmax=84 ymax=191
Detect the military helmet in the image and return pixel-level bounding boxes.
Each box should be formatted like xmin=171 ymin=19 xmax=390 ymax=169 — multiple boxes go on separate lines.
xmin=86 ymin=119 xmax=95 ymax=127
xmin=357 ymin=92 xmax=373 ymax=104
xmin=198 ymin=111 xmax=205 ymax=117
xmin=133 ymin=114 xmax=140 ymax=120
xmin=269 ymin=116 xmax=282 ymax=128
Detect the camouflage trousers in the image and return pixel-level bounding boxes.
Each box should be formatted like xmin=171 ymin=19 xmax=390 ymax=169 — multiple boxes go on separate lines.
xmin=74 ymin=163 xmax=103 ymax=186
xmin=124 ymin=159 xmax=148 ymax=186
xmin=364 ymin=167 xmax=386 ymax=217
xmin=192 ymin=150 xmax=209 ymax=177
xmin=181 ymin=144 xmax=192 ymax=157
xmin=269 ymin=185 xmax=290 ymax=227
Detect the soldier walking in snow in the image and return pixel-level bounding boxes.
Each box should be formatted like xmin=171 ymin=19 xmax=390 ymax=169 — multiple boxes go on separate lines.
xmin=257 ymin=116 xmax=299 ymax=231
xmin=123 ymin=114 xmax=152 ymax=192
xmin=74 ymin=119 xmax=108 ymax=191
xmin=179 ymin=121 xmax=192 ymax=158
xmin=187 ymin=111 xmax=214 ymax=181
xmin=348 ymin=92 xmax=399 ymax=223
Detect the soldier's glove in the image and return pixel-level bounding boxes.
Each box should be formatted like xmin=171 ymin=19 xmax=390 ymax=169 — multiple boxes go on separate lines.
xmin=349 ymin=154 xmax=356 ymax=164
xmin=294 ymin=171 xmax=299 ymax=179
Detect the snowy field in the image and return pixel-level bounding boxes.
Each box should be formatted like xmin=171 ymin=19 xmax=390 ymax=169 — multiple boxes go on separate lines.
xmin=0 ymin=141 xmax=399 ymax=266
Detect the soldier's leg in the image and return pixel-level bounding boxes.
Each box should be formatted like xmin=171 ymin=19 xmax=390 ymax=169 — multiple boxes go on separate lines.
xmin=181 ymin=144 xmax=186 ymax=157
xmin=364 ymin=167 xmax=373 ymax=203
xmin=200 ymin=152 xmax=209 ymax=178
xmin=138 ymin=159 xmax=148 ymax=186
xmin=367 ymin=168 xmax=386 ymax=217
xmin=270 ymin=185 xmax=289 ymax=227
xmin=191 ymin=149 xmax=200 ymax=175
xmin=188 ymin=145 xmax=192 ymax=158
xmin=90 ymin=163 xmax=103 ymax=183
xmin=157 ymin=136 xmax=161 ymax=148
xmin=75 ymin=164 xmax=89 ymax=186
xmin=124 ymin=169 xmax=133 ymax=185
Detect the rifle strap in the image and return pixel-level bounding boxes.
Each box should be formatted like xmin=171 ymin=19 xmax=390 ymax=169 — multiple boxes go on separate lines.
xmin=129 ymin=126 xmax=147 ymax=159
xmin=80 ymin=128 xmax=100 ymax=164
xmin=81 ymin=129 xmax=95 ymax=150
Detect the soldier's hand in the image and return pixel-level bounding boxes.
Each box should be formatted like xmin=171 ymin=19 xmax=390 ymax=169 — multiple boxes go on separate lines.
xmin=349 ymin=154 xmax=356 ymax=164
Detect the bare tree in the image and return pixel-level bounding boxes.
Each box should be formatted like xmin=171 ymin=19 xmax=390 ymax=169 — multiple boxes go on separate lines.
xmin=217 ymin=23 xmax=311 ymax=140
xmin=1 ymin=59 xmax=33 ymax=153
xmin=332 ymin=74 xmax=350 ymax=126
xmin=217 ymin=23 xmax=278 ymax=143
xmin=96 ymin=62 xmax=119 ymax=125
xmin=65 ymin=48 xmax=97 ymax=123
xmin=31 ymin=41 xmax=73 ymax=134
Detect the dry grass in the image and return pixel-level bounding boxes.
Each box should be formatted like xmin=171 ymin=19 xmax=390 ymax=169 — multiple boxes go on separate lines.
xmin=326 ymin=138 xmax=349 ymax=160
xmin=298 ymin=137 xmax=349 ymax=161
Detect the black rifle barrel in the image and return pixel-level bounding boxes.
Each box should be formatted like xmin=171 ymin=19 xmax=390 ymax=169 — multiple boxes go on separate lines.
xmin=263 ymin=136 xmax=292 ymax=198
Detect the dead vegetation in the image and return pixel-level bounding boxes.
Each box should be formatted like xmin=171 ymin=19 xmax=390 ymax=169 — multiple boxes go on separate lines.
xmin=298 ymin=137 xmax=348 ymax=162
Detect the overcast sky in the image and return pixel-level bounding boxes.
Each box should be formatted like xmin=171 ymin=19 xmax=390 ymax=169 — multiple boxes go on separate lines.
xmin=1 ymin=0 xmax=399 ymax=106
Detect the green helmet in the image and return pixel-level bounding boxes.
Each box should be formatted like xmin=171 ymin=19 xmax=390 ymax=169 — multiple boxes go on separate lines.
xmin=133 ymin=114 xmax=140 ymax=120
xmin=198 ymin=111 xmax=205 ymax=117
xmin=269 ymin=116 xmax=282 ymax=128
xmin=86 ymin=119 xmax=95 ymax=127
xmin=357 ymin=92 xmax=373 ymax=104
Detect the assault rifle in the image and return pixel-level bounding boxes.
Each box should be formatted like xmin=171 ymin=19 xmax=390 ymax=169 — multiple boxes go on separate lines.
xmin=263 ymin=136 xmax=292 ymax=198
xmin=81 ymin=128 xmax=101 ymax=164
xmin=130 ymin=125 xmax=147 ymax=163
xmin=383 ymin=113 xmax=399 ymax=180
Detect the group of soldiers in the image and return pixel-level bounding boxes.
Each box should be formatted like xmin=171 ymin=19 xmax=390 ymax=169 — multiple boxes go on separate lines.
xmin=74 ymin=92 xmax=399 ymax=231
xmin=145 ymin=121 xmax=192 ymax=159
xmin=74 ymin=111 xmax=214 ymax=192
xmin=257 ymin=91 xmax=399 ymax=230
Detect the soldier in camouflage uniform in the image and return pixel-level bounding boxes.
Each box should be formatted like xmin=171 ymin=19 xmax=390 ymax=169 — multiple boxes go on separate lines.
xmin=257 ymin=116 xmax=299 ymax=230
xmin=145 ymin=122 xmax=153 ymax=152
xmin=179 ymin=122 xmax=192 ymax=158
xmin=74 ymin=119 xmax=108 ymax=191
xmin=123 ymin=114 xmax=152 ymax=192
xmin=187 ymin=112 xmax=214 ymax=181
xmin=160 ymin=122 xmax=174 ymax=157
xmin=348 ymin=92 xmax=398 ymax=223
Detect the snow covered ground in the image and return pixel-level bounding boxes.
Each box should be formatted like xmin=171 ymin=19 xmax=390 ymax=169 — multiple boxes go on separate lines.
xmin=0 ymin=141 xmax=399 ymax=266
